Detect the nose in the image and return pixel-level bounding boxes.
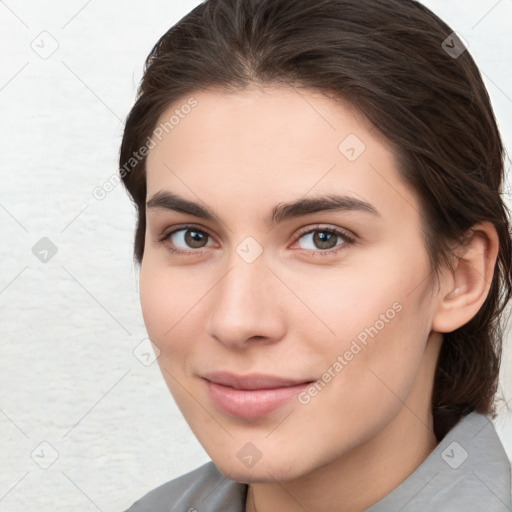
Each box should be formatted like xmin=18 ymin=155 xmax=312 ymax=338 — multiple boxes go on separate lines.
xmin=205 ymin=250 xmax=287 ymax=349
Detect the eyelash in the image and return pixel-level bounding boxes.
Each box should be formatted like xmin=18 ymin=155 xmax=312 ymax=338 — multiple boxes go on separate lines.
xmin=157 ymin=224 xmax=356 ymax=257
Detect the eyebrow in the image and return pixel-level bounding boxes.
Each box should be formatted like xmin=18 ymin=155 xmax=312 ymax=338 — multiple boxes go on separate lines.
xmin=146 ymin=190 xmax=380 ymax=225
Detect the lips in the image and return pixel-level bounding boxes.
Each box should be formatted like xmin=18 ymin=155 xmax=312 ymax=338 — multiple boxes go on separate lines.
xmin=201 ymin=371 xmax=314 ymax=419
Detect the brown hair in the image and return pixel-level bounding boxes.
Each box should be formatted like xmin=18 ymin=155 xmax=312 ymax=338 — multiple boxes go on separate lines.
xmin=119 ymin=0 xmax=512 ymax=440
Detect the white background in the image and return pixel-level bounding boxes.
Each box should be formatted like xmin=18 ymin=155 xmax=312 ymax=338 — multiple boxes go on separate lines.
xmin=0 ymin=1 xmax=511 ymax=510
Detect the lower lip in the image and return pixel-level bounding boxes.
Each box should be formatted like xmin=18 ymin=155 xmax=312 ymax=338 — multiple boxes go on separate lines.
xmin=204 ymin=380 xmax=311 ymax=420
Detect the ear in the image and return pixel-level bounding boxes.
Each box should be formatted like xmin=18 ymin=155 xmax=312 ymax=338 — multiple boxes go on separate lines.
xmin=431 ymin=222 xmax=499 ymax=333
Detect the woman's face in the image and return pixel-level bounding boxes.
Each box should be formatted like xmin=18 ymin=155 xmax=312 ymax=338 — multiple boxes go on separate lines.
xmin=140 ymin=85 xmax=443 ymax=482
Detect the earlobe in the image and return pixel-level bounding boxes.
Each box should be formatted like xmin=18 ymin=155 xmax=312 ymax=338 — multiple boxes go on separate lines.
xmin=431 ymin=222 xmax=499 ymax=334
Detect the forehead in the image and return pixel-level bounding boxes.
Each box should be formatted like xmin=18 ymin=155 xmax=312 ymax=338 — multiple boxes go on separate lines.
xmin=147 ymin=85 xmax=376 ymax=170
xmin=145 ymin=85 xmax=418 ymax=223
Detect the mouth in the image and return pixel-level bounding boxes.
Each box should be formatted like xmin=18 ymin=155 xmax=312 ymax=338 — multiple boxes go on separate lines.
xmin=201 ymin=371 xmax=314 ymax=420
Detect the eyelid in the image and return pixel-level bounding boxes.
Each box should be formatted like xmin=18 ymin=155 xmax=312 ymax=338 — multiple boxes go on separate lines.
xmin=292 ymin=223 xmax=356 ymax=243
xmin=158 ymin=223 xmax=213 ymax=242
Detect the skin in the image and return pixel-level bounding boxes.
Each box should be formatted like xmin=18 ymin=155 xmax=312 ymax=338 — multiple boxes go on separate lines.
xmin=140 ymin=84 xmax=498 ymax=512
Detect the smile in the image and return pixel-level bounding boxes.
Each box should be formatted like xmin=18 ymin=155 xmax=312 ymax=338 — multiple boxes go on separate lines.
xmin=201 ymin=372 xmax=314 ymax=420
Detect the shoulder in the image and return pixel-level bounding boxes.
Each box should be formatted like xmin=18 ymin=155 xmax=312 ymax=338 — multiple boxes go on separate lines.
xmin=123 ymin=461 xmax=247 ymax=512
xmin=367 ymin=411 xmax=511 ymax=511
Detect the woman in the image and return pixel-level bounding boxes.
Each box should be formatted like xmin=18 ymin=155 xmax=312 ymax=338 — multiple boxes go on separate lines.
xmin=119 ymin=0 xmax=512 ymax=510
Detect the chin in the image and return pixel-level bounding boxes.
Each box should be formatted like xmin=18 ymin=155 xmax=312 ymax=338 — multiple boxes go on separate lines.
xmin=210 ymin=450 xmax=311 ymax=484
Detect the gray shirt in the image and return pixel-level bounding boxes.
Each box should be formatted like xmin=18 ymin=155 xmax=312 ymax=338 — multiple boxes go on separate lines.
xmin=124 ymin=411 xmax=511 ymax=511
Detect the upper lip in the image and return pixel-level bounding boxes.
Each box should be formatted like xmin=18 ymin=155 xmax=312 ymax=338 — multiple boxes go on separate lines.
xmin=201 ymin=371 xmax=314 ymax=390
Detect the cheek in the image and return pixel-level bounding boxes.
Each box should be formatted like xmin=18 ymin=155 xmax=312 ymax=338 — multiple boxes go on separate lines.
xmin=300 ymin=243 xmax=433 ymax=392
xmin=139 ymin=258 xmax=192 ymax=348
xmin=299 ymin=246 xmax=427 ymax=344
xmin=139 ymin=260 xmax=198 ymax=404
xmin=139 ymin=262 xmax=169 ymax=341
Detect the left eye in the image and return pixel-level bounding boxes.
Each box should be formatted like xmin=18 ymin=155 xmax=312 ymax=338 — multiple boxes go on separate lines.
xmin=295 ymin=228 xmax=352 ymax=252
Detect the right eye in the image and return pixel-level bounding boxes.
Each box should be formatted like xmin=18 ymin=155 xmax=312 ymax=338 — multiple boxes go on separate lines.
xmin=159 ymin=225 xmax=216 ymax=255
